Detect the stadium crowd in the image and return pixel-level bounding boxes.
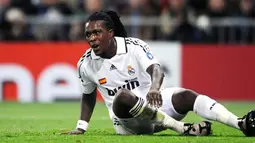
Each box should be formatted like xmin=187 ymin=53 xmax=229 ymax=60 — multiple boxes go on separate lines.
xmin=0 ymin=0 xmax=255 ymax=43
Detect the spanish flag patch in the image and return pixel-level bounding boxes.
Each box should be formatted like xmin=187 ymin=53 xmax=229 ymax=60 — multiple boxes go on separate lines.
xmin=98 ymin=78 xmax=107 ymax=85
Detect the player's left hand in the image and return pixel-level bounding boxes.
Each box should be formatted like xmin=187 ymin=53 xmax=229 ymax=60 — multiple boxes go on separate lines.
xmin=61 ymin=129 xmax=85 ymax=135
xmin=146 ymin=89 xmax=162 ymax=108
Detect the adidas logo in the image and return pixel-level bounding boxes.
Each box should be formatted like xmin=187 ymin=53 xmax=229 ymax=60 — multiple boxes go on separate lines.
xmin=110 ymin=64 xmax=117 ymax=71
xmin=210 ymin=102 xmax=216 ymax=110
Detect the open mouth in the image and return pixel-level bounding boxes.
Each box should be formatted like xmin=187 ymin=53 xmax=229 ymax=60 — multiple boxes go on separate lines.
xmin=91 ymin=45 xmax=100 ymax=50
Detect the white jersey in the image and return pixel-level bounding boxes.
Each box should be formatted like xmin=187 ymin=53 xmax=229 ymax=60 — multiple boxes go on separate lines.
xmin=77 ymin=36 xmax=160 ymax=118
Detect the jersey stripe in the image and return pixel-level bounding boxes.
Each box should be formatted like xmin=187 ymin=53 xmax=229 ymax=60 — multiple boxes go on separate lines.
xmin=85 ymin=49 xmax=92 ymax=58
xmin=78 ymin=49 xmax=92 ymax=79
xmin=124 ymin=37 xmax=128 ymax=53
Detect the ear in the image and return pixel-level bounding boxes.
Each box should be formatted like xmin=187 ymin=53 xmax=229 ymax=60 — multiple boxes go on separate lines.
xmin=108 ymin=29 xmax=114 ymax=38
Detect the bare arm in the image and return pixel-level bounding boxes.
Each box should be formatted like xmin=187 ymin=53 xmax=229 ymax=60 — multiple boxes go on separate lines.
xmin=146 ymin=64 xmax=165 ymax=107
xmin=146 ymin=64 xmax=164 ymax=90
xmin=79 ymin=89 xmax=97 ymax=122
xmin=62 ymin=89 xmax=97 ymax=135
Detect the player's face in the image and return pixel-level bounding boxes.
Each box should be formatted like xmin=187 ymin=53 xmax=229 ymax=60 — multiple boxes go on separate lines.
xmin=85 ymin=20 xmax=113 ymax=56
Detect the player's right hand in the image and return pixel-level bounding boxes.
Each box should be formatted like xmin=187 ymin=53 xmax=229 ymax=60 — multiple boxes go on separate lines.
xmin=61 ymin=129 xmax=85 ymax=135
xmin=146 ymin=89 xmax=162 ymax=108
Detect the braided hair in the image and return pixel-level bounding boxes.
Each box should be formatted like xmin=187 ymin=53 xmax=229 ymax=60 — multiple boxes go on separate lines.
xmin=86 ymin=10 xmax=127 ymax=37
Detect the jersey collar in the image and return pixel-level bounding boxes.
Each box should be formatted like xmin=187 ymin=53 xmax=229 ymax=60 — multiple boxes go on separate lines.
xmin=91 ymin=36 xmax=127 ymax=60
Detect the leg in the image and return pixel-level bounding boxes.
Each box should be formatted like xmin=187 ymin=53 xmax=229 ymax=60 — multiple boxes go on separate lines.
xmin=112 ymin=88 xmax=136 ymax=118
xmin=159 ymin=87 xmax=212 ymax=136
xmin=112 ymin=88 xmax=186 ymax=134
xmin=171 ymin=88 xmax=240 ymax=129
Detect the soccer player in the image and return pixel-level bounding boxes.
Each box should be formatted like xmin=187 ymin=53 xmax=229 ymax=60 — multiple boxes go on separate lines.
xmin=63 ymin=10 xmax=255 ymax=136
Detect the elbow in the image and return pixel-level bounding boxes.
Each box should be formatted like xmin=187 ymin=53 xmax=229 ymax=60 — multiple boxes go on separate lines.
xmin=158 ymin=67 xmax=165 ymax=79
xmin=147 ymin=64 xmax=165 ymax=78
xmin=81 ymin=89 xmax=97 ymax=101
xmin=81 ymin=93 xmax=87 ymax=101
xmin=154 ymin=64 xmax=164 ymax=76
xmin=161 ymin=70 xmax=165 ymax=78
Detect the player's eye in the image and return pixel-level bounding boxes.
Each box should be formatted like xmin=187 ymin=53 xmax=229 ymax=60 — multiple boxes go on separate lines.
xmin=85 ymin=32 xmax=91 ymax=38
xmin=95 ymin=30 xmax=102 ymax=35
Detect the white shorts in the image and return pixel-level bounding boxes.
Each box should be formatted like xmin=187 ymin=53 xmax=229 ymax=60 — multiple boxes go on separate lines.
xmin=112 ymin=87 xmax=187 ymax=135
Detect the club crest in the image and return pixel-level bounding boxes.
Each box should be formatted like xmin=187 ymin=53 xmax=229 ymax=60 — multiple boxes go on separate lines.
xmin=127 ymin=65 xmax=135 ymax=76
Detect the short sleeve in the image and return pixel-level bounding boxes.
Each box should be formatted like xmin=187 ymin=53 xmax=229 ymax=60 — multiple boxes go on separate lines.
xmin=133 ymin=39 xmax=160 ymax=71
xmin=78 ymin=60 xmax=97 ymax=94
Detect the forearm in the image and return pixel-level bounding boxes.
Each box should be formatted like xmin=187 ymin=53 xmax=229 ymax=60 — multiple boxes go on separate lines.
xmin=147 ymin=64 xmax=164 ymax=90
xmin=79 ymin=89 xmax=97 ymax=122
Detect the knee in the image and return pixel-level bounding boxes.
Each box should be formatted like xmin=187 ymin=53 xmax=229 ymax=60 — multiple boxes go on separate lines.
xmin=113 ymin=88 xmax=134 ymax=105
xmin=174 ymin=89 xmax=198 ymax=102
xmin=112 ymin=89 xmax=137 ymax=118
xmin=172 ymin=89 xmax=199 ymax=114
xmin=112 ymin=88 xmax=137 ymax=111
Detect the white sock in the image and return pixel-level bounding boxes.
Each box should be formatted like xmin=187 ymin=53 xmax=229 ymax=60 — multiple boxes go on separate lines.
xmin=193 ymin=95 xmax=240 ymax=129
xmin=157 ymin=109 xmax=185 ymax=134
xmin=129 ymin=97 xmax=185 ymax=134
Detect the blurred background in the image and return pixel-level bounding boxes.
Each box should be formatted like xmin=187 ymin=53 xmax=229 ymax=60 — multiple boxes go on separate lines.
xmin=0 ymin=1 xmax=255 ymax=141
xmin=0 ymin=0 xmax=255 ymax=43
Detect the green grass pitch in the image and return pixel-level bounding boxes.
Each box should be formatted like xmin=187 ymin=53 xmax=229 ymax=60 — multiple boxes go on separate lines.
xmin=1 ymin=101 xmax=255 ymax=143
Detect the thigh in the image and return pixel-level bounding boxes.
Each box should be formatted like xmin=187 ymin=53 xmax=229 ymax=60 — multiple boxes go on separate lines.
xmin=159 ymin=87 xmax=187 ymax=121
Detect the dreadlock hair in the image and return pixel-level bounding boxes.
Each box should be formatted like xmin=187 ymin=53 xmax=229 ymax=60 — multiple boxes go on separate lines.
xmin=86 ymin=10 xmax=127 ymax=37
